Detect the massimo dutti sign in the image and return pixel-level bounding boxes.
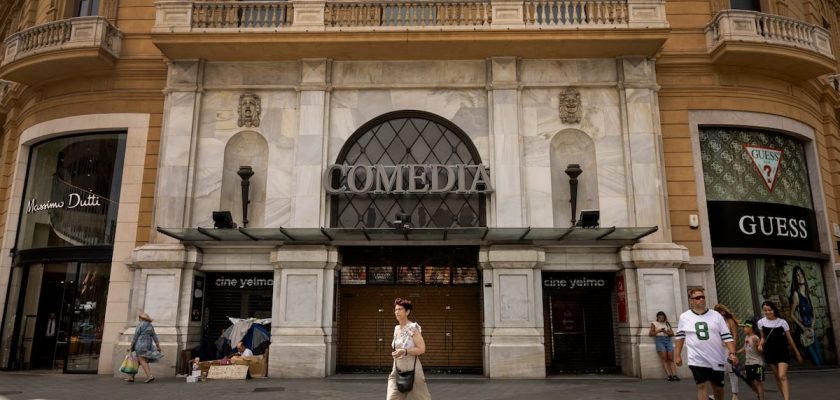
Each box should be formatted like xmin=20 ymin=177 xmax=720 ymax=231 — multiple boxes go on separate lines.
xmin=707 ymin=201 xmax=819 ymax=252
xmin=324 ymin=164 xmax=493 ymax=194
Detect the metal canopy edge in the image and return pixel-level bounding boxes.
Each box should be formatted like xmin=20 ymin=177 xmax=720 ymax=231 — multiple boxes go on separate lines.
xmin=156 ymin=226 xmax=658 ymax=245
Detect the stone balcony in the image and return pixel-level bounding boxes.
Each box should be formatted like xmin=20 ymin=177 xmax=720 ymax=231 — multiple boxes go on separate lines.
xmin=151 ymin=0 xmax=669 ymax=60
xmin=0 ymin=16 xmax=122 ymax=85
xmin=705 ymin=9 xmax=835 ymax=80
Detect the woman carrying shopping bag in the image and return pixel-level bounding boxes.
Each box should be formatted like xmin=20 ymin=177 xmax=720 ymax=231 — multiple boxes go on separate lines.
xmin=127 ymin=312 xmax=163 ymax=383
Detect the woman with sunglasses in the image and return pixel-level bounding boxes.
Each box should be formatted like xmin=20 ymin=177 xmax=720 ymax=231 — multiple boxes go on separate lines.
xmin=757 ymin=300 xmax=803 ymax=400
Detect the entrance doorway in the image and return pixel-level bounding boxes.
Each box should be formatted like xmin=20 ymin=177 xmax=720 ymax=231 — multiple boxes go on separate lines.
xmin=12 ymin=262 xmax=110 ymax=372
xmin=542 ymin=272 xmax=618 ymax=374
xmin=336 ymin=247 xmax=482 ymax=373
xmin=200 ymin=272 xmax=273 ymax=359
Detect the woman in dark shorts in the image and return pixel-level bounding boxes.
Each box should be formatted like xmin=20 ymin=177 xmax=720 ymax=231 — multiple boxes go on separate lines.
xmin=757 ymin=301 xmax=802 ymax=400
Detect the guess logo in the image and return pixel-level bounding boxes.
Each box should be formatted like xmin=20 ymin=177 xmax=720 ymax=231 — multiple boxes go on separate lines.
xmin=744 ymin=145 xmax=783 ymax=192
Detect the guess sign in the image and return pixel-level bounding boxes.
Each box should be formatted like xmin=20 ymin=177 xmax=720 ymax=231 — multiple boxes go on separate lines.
xmin=707 ymin=201 xmax=818 ymax=252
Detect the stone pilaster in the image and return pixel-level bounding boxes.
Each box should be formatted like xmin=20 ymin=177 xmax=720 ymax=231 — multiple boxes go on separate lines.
xmin=269 ymin=245 xmax=338 ymax=377
xmin=618 ymin=242 xmax=689 ymax=379
xmin=113 ymin=244 xmax=203 ymax=377
xmin=153 ymin=60 xmax=204 ymax=240
xmin=291 ymin=59 xmax=330 ymax=227
xmin=618 ymin=57 xmax=668 ymax=242
xmin=487 ymin=57 xmax=525 ymax=226
xmin=480 ymin=246 xmax=545 ymax=378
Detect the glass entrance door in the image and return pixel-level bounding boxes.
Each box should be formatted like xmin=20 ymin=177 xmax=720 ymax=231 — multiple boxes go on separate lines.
xmin=20 ymin=262 xmax=109 ymax=373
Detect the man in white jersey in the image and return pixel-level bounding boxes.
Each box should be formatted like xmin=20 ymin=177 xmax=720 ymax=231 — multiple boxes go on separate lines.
xmin=675 ymin=288 xmax=738 ymax=400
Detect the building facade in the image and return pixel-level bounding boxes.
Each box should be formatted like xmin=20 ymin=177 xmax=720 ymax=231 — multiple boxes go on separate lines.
xmin=0 ymin=0 xmax=837 ymax=379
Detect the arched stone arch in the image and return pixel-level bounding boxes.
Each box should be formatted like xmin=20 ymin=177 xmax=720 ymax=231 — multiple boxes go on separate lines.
xmin=330 ymin=110 xmax=486 ymax=228
xmin=550 ymin=128 xmax=599 ymax=227
xmin=221 ymin=131 xmax=268 ymax=227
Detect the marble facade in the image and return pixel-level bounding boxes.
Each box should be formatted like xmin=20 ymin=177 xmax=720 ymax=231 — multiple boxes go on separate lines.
xmin=130 ymin=56 xmax=688 ymax=379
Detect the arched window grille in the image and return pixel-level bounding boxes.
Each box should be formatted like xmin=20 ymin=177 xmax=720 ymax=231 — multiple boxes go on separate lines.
xmin=329 ymin=111 xmax=486 ymax=228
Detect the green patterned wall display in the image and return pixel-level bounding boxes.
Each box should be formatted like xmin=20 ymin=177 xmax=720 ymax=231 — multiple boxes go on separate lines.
xmin=700 ymin=128 xmax=812 ymax=208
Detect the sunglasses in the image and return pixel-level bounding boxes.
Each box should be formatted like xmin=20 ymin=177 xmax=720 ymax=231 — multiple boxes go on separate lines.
xmin=691 ymin=295 xmax=706 ymax=300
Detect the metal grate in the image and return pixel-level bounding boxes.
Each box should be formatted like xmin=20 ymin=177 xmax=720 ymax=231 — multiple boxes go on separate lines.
xmin=331 ymin=111 xmax=485 ymax=228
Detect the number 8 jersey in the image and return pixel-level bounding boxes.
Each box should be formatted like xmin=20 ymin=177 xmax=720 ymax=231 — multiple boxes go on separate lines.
xmin=675 ymin=309 xmax=734 ymax=370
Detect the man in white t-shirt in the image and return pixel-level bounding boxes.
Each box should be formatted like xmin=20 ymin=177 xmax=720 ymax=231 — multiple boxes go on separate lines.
xmin=232 ymin=341 xmax=253 ymax=357
xmin=675 ymin=288 xmax=738 ymax=400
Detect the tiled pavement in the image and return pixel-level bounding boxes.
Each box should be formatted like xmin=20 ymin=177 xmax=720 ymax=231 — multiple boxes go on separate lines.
xmin=0 ymin=369 xmax=838 ymax=400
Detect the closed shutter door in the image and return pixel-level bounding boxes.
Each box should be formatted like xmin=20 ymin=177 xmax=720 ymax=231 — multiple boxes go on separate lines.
xmin=338 ymin=287 xmax=395 ymax=371
xmin=338 ymin=285 xmax=482 ymax=373
xmin=204 ymin=273 xmax=273 ymax=342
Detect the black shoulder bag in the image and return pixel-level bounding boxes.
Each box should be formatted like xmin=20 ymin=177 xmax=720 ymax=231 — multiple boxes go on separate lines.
xmin=396 ymin=356 xmax=417 ymax=393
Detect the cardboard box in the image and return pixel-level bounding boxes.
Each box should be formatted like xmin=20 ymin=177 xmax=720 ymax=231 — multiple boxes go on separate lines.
xmin=231 ymin=355 xmax=267 ymax=378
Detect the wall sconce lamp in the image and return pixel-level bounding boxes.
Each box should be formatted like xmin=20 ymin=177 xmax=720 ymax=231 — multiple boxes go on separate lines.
xmin=564 ymin=164 xmax=583 ymax=226
xmin=237 ymin=166 xmax=254 ymax=228
xmin=576 ymin=210 xmax=600 ymax=228
xmin=212 ymin=211 xmax=237 ymax=229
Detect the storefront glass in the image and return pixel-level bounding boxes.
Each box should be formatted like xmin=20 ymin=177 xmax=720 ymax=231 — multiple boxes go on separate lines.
xmin=715 ymin=258 xmax=836 ymax=367
xmin=17 ymin=133 xmax=126 ymax=250
xmin=702 ymin=127 xmax=834 ymax=368
xmin=2 ymin=132 xmax=125 ymax=372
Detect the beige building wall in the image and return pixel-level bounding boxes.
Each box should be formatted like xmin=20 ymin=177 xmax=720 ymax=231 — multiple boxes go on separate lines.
xmin=658 ymin=0 xmax=840 ymax=354
xmin=0 ymin=0 xmax=165 ymax=373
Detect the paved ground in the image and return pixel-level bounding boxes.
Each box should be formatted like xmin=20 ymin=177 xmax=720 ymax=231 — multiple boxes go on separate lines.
xmin=0 ymin=369 xmax=838 ymax=400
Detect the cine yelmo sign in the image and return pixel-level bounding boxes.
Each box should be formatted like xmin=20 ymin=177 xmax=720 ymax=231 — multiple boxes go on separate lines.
xmin=324 ymin=164 xmax=494 ymax=194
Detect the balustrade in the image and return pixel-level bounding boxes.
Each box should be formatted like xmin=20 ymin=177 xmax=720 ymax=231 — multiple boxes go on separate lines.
xmin=524 ymin=0 xmax=627 ymax=26
xmin=18 ymin=20 xmax=73 ymax=53
xmin=192 ymin=1 xmax=294 ymax=28
xmin=706 ymin=10 xmax=833 ymax=59
xmin=325 ymin=1 xmax=491 ymax=27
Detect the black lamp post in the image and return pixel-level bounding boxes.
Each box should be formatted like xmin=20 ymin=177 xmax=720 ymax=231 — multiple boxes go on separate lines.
xmin=237 ymin=166 xmax=254 ymax=227
xmin=565 ymin=164 xmax=583 ymax=226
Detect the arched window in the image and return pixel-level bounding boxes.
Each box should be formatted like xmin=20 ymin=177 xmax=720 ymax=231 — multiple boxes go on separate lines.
xmin=330 ymin=111 xmax=486 ymax=228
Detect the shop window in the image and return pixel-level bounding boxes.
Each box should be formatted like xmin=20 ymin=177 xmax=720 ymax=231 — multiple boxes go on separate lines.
xmin=16 ymin=133 xmax=126 ymax=250
xmin=714 ymin=257 xmax=836 ymax=367
xmin=699 ymin=127 xmax=818 ymax=254
xmin=329 ymin=111 xmax=485 ymax=228
xmin=550 ymin=129 xmax=598 ymax=227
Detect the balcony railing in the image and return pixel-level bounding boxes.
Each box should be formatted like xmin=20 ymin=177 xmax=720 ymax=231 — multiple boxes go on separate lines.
xmin=525 ymin=0 xmax=628 ymax=26
xmin=325 ymin=1 xmax=492 ymax=27
xmin=1 ymin=16 xmax=122 ymax=68
xmin=155 ymin=0 xmax=667 ymax=32
xmin=706 ymin=10 xmax=833 ymax=60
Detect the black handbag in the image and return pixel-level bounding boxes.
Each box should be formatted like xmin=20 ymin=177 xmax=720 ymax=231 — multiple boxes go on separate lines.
xmin=395 ymin=356 xmax=417 ymax=393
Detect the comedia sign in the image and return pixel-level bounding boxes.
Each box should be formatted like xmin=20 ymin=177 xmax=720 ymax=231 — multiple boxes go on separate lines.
xmin=324 ymin=164 xmax=493 ymax=194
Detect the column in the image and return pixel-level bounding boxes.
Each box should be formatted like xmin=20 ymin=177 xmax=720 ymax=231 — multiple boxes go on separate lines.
xmin=480 ymin=246 xmax=545 ymax=378
xmin=269 ymin=245 xmax=338 ymax=377
xmin=620 ymin=57 xmax=668 ymax=242
xmin=291 ymin=59 xmax=330 ymax=227
xmin=618 ymin=242 xmax=689 ymax=378
xmin=152 ymin=60 xmax=204 ymax=238
xmin=487 ymin=57 xmax=525 ymax=226
xmin=114 ymin=245 xmax=203 ymax=377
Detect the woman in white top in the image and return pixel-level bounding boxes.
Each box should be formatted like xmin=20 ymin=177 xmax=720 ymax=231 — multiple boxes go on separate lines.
xmin=388 ymin=298 xmax=432 ymax=400
xmin=758 ymin=300 xmax=802 ymax=400
xmin=648 ymin=311 xmax=678 ymax=381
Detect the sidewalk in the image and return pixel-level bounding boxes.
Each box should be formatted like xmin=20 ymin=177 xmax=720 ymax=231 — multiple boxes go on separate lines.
xmin=0 ymin=369 xmax=838 ymax=400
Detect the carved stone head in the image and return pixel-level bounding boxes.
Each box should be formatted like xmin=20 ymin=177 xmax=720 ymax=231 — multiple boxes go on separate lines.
xmin=238 ymin=93 xmax=261 ymax=127
xmin=560 ymin=87 xmax=581 ymax=124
